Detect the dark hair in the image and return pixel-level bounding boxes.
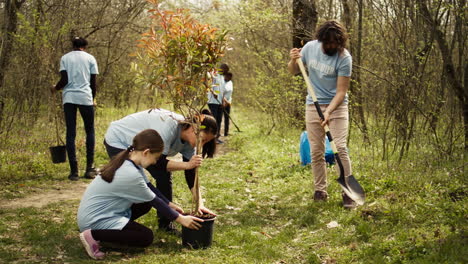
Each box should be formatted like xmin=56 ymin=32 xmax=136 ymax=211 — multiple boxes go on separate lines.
xmin=201 ymin=109 xmax=212 ymax=115
xmin=72 ymin=37 xmax=88 ymax=49
xmin=224 ymin=72 xmax=233 ymax=81
xmin=219 ymin=63 xmax=230 ymax=74
xmin=315 ymin=20 xmax=348 ymax=54
xmin=180 ymin=113 xmax=217 ymax=158
xmin=100 ymin=129 xmax=164 ymax=183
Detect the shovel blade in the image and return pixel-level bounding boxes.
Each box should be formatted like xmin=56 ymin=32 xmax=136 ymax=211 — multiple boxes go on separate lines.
xmin=337 ymin=175 xmax=365 ymax=205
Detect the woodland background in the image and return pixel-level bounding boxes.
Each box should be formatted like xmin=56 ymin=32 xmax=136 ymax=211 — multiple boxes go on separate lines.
xmin=0 ymin=1 xmax=466 ymax=263
xmin=0 ymin=0 xmax=466 ymax=161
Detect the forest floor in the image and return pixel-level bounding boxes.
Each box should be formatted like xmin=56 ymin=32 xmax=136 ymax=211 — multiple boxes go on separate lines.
xmin=0 ymin=106 xmax=466 ymax=264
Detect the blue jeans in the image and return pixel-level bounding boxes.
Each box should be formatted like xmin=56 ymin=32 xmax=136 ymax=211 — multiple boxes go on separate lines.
xmin=64 ymin=103 xmax=95 ymax=173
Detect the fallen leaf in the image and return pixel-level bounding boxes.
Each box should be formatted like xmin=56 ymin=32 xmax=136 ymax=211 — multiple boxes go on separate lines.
xmin=260 ymin=231 xmax=272 ymax=238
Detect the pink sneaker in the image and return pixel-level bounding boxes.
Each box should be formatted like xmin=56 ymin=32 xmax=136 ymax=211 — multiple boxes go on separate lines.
xmin=79 ymin=229 xmax=105 ymax=260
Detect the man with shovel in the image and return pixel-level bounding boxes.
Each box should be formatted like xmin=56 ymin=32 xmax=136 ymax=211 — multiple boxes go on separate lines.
xmin=288 ymin=20 xmax=356 ymax=208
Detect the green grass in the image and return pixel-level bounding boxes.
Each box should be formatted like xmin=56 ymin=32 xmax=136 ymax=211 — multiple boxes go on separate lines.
xmin=0 ymin=106 xmax=466 ymax=263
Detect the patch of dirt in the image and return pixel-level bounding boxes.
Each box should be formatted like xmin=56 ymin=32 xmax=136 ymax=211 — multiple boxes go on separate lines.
xmin=0 ymin=181 xmax=88 ymax=210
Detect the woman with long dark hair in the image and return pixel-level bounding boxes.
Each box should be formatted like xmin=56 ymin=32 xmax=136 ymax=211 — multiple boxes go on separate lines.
xmin=104 ymin=109 xmax=217 ymax=233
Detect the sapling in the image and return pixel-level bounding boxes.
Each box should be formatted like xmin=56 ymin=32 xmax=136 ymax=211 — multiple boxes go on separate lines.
xmin=136 ymin=0 xmax=227 ymax=215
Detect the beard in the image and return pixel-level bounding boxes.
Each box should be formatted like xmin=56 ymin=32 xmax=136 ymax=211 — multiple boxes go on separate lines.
xmin=324 ymin=48 xmax=338 ymax=56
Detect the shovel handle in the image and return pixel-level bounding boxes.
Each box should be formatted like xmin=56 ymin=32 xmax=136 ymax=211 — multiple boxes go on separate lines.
xmin=296 ymin=58 xmax=338 ymax=154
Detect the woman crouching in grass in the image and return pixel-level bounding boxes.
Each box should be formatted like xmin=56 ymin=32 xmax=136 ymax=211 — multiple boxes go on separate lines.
xmin=77 ymin=129 xmax=203 ymax=260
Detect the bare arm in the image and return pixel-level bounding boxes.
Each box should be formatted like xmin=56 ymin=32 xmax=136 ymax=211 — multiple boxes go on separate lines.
xmin=287 ymin=48 xmax=301 ymax=75
xmin=166 ymin=155 xmax=202 ymax=172
xmin=321 ymin=76 xmax=350 ymax=126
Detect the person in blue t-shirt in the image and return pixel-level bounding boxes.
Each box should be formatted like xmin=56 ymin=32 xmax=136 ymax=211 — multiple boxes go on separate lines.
xmin=104 ymin=109 xmax=217 ymax=233
xmin=288 ymin=20 xmax=356 ymax=208
xmin=51 ymin=37 xmax=98 ymax=181
xmin=78 ymin=129 xmax=203 ymax=260
xmin=208 ymin=63 xmax=229 ymax=143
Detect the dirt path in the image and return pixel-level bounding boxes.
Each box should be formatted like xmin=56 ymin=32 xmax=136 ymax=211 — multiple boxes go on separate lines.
xmin=0 ymin=181 xmax=89 ymax=210
xmin=1 ymin=139 xmax=230 ymax=210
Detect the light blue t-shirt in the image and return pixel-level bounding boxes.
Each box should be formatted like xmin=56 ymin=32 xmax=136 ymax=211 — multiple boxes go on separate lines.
xmin=104 ymin=109 xmax=195 ymax=159
xmin=77 ymin=160 xmax=155 ymax=232
xmin=207 ymin=73 xmax=224 ymax=105
xmin=300 ymin=40 xmax=352 ymax=105
xmin=59 ymin=50 xmax=99 ymax=106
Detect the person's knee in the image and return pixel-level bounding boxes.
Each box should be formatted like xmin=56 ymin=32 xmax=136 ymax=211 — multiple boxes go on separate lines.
xmin=139 ymin=230 xmax=154 ymax=247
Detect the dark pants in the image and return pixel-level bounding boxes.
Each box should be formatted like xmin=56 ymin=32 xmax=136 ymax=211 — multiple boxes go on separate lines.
xmin=223 ymin=105 xmax=231 ymax=136
xmin=104 ymin=141 xmax=173 ymax=228
xmin=64 ymin=103 xmax=95 ymax=174
xmin=208 ymin=103 xmax=223 ymax=137
xmin=91 ymin=202 xmax=154 ymax=247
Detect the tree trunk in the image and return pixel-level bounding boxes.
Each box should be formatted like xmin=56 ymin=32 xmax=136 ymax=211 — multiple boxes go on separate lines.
xmin=342 ymin=0 xmax=369 ymax=143
xmin=292 ymin=0 xmax=318 ymax=48
xmin=0 ymin=0 xmax=26 ymax=127
xmin=417 ymin=1 xmax=468 ymax=153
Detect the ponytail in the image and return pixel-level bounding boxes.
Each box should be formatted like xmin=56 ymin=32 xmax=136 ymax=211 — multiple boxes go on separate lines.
xmin=100 ymin=148 xmax=133 ymax=183
xmin=100 ymin=129 xmax=164 ymax=183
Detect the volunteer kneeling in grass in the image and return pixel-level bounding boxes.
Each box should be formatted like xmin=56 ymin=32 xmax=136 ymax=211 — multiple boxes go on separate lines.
xmin=104 ymin=108 xmax=217 ymax=234
xmin=77 ymin=129 xmax=203 ymax=260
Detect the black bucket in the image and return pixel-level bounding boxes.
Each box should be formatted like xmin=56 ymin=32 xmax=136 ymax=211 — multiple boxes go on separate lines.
xmin=49 ymin=145 xmax=67 ymax=163
xmin=182 ymin=217 xmax=215 ymax=249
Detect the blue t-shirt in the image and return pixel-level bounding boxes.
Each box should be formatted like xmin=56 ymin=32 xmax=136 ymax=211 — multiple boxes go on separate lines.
xmin=77 ymin=160 xmax=155 ymax=232
xmin=104 ymin=109 xmax=195 ymax=159
xmin=59 ymin=50 xmax=99 ymax=106
xmin=300 ymin=40 xmax=352 ymax=105
xmin=207 ymin=73 xmax=224 ymax=105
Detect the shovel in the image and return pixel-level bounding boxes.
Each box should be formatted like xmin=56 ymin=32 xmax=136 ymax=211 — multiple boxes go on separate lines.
xmin=296 ymin=58 xmax=365 ymax=205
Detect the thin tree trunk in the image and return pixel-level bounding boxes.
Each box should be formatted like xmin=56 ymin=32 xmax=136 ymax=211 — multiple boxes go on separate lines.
xmin=417 ymin=1 xmax=467 ymax=153
xmin=292 ymin=0 xmax=318 ymax=48
xmin=0 ymin=0 xmax=26 ymax=130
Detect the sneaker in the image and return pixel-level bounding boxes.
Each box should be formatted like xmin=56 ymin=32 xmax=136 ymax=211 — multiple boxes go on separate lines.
xmin=68 ymin=172 xmax=79 ymax=181
xmin=313 ymin=191 xmax=328 ymax=201
xmin=84 ymin=168 xmax=97 ymax=179
xmin=216 ymin=139 xmax=224 ymax=144
xmin=342 ymin=193 xmax=357 ymax=209
xmin=79 ymin=229 xmax=105 ymax=260
xmin=159 ymin=222 xmax=181 ymax=236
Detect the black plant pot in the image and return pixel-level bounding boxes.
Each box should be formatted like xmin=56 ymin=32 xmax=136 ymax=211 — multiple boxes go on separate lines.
xmin=182 ymin=217 xmax=215 ymax=249
xmin=49 ymin=145 xmax=67 ymax=163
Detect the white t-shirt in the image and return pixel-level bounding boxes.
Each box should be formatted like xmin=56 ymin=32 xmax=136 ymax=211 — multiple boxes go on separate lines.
xmin=224 ymin=80 xmax=233 ymax=104
xmin=59 ymin=50 xmax=98 ymax=106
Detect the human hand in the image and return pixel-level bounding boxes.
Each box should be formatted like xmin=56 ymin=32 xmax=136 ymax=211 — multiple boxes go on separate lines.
xmin=198 ymin=205 xmax=217 ymax=217
xmin=321 ymin=111 xmax=330 ymax=127
xmin=175 ymin=214 xmax=203 ymax=230
xmin=169 ymin=202 xmax=184 ymax=214
xmin=289 ymin=48 xmax=302 ymax=60
xmin=187 ymin=155 xmax=202 ymax=170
